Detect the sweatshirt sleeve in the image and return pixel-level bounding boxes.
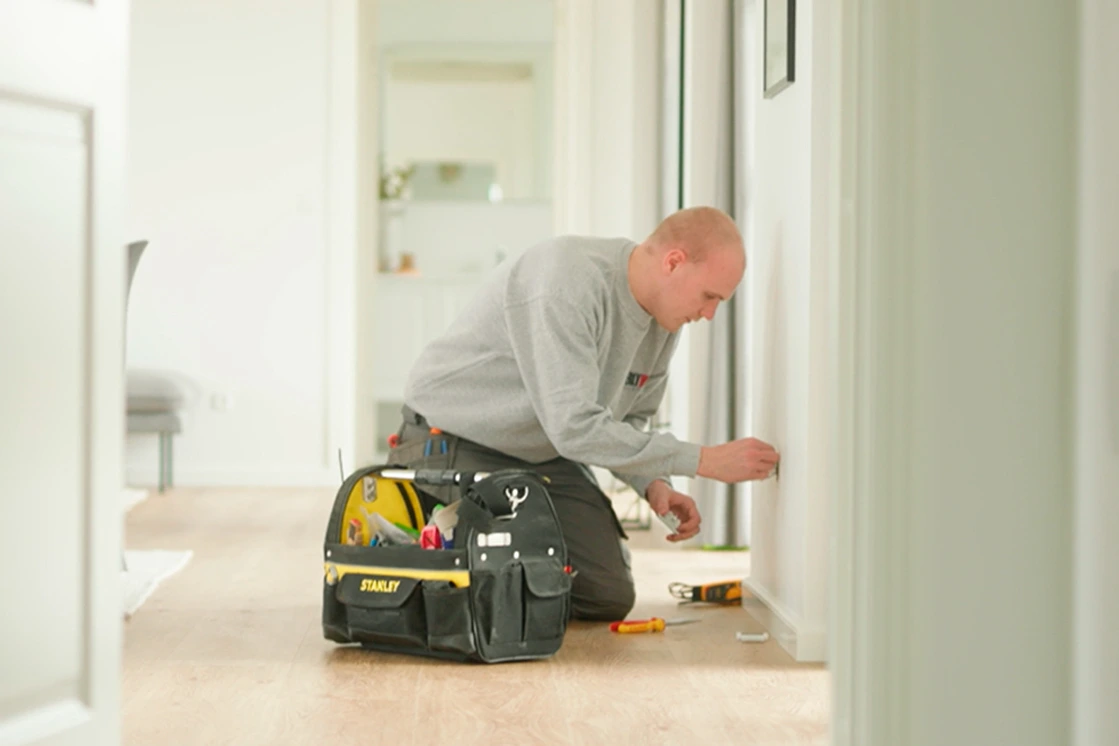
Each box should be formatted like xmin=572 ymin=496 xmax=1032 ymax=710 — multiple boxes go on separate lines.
xmin=503 ymin=293 xmax=701 ymax=479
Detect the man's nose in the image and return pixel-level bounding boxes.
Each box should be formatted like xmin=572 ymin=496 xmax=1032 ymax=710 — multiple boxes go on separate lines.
xmin=702 ymin=302 xmax=717 ymax=321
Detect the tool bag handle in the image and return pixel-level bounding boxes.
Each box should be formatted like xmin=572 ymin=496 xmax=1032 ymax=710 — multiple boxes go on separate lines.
xmin=379 ymin=468 xmax=490 ymax=487
xmin=381 ymin=468 xmax=536 ymax=522
xmin=379 ymin=467 xmax=512 ymax=532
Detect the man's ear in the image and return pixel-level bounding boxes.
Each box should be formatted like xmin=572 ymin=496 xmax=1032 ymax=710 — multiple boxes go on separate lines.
xmin=663 ymin=247 xmax=687 ymax=273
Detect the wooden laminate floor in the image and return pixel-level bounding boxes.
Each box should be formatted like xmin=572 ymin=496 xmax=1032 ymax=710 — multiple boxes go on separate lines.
xmin=122 ymin=487 xmax=829 ymax=746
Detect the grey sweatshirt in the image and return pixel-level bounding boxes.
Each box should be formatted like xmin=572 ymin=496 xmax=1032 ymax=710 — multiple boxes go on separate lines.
xmin=403 ymin=235 xmax=703 ymax=497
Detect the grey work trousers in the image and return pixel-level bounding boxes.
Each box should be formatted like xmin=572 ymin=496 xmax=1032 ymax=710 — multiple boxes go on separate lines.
xmin=391 ymin=407 xmax=636 ymax=621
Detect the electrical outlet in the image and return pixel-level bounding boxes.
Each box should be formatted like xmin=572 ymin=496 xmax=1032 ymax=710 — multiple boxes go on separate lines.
xmin=211 ymin=392 xmax=233 ymax=412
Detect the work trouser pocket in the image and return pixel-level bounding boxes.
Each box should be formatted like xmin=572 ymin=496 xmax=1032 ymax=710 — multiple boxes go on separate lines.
xmin=387 ymin=437 xmax=424 ymax=467
xmin=392 ymin=420 xmax=455 ymax=463
xmin=389 ymin=427 xmax=458 ymax=503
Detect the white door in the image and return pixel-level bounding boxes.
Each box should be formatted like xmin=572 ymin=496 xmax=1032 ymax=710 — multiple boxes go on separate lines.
xmin=0 ymin=1 xmax=128 ymax=745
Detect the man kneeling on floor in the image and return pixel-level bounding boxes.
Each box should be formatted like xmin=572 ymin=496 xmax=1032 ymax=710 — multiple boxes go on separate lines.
xmin=390 ymin=206 xmax=780 ymax=621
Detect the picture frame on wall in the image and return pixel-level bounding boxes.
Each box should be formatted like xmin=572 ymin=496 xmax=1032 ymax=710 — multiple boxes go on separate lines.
xmin=763 ymin=0 xmax=795 ymax=97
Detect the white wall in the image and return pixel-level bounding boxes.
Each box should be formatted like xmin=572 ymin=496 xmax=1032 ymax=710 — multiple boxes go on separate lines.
xmin=378 ymin=0 xmax=554 ymax=46
xmin=553 ymin=0 xmax=662 ymax=240
xmin=1074 ymin=1 xmax=1119 ymax=743
xmin=834 ymin=0 xmax=1079 ymax=743
xmin=378 ymin=0 xmax=555 ymax=202
xmin=385 ymin=78 xmax=537 ymax=199
xmin=904 ymin=1 xmax=1075 ymax=740
xmin=353 ymin=0 xmax=381 ymax=468
xmin=588 ymin=0 xmax=662 ymax=240
xmin=740 ymin=0 xmax=831 ymax=661
xmin=396 ymin=202 xmax=553 ymax=276
xmin=126 ymin=0 xmax=346 ymax=486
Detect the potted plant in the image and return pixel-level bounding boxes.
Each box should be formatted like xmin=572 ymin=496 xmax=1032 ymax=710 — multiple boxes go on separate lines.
xmin=378 ymin=162 xmax=415 ymax=272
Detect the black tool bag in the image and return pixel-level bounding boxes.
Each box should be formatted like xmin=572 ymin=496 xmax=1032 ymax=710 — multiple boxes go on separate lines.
xmin=321 ymin=466 xmax=573 ymax=663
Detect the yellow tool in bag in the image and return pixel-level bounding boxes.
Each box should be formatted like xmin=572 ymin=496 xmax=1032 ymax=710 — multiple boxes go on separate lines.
xmin=336 ymin=470 xmax=428 ymax=547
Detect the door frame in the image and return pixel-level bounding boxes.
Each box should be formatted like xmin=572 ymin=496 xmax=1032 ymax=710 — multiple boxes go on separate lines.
xmin=830 ymin=0 xmax=919 ymax=742
xmin=832 ymin=0 xmax=1089 ymax=743
xmin=0 ymin=0 xmax=128 ymax=743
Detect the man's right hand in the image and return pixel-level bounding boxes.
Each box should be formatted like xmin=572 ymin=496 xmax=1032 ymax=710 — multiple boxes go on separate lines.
xmin=696 ymin=437 xmax=780 ymax=483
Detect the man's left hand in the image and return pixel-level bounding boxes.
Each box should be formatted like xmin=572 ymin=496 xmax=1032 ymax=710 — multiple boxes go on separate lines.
xmin=645 ymin=481 xmax=702 ymax=542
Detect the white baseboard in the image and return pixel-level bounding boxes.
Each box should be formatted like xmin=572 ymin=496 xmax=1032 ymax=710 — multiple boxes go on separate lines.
xmin=743 ymin=577 xmax=827 ymax=663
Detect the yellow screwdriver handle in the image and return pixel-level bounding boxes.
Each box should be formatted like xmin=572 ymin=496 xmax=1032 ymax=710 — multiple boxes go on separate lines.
xmin=610 ymin=617 xmax=666 ymax=633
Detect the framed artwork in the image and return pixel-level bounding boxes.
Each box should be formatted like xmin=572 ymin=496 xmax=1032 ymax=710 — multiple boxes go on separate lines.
xmin=763 ymin=0 xmax=795 ymax=98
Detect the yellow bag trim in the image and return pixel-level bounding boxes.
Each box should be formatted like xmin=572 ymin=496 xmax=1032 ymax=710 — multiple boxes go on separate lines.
xmin=324 ymin=562 xmax=470 ymax=588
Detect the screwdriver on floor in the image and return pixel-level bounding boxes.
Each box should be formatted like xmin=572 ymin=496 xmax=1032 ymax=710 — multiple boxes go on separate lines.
xmin=609 ymin=617 xmax=700 ymax=633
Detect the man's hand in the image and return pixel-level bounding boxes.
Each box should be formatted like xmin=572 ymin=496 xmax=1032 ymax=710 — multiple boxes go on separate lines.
xmin=645 ymin=480 xmax=701 ymax=542
xmin=696 ymin=437 xmax=780 ymax=483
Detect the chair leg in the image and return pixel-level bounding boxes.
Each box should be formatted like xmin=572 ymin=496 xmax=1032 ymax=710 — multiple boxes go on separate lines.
xmin=166 ymin=432 xmax=174 ymax=489
xmin=158 ymin=432 xmax=167 ymax=493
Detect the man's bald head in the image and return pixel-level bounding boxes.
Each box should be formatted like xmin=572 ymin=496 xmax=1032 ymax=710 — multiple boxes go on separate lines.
xmin=646 ymin=206 xmax=745 ymax=265
xmin=629 ymin=207 xmax=746 ymax=333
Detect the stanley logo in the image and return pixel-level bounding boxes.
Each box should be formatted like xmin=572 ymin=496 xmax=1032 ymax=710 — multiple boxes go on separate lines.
xmin=359 ymin=578 xmax=401 ymax=593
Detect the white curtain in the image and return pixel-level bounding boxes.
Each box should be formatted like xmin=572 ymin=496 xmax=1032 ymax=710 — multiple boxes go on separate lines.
xmin=661 ymin=0 xmax=749 ymax=547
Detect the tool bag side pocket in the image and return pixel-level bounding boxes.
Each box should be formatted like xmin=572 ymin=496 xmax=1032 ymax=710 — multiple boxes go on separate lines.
xmin=422 ymin=580 xmax=475 ymax=656
xmin=472 ymin=562 xmax=525 ymax=647
xmin=521 ymin=557 xmax=572 ymax=642
xmin=459 ymin=471 xmax=572 ymax=662
xmin=335 ymin=571 xmax=427 ymax=649
xmin=322 ymin=544 xmax=472 ymax=656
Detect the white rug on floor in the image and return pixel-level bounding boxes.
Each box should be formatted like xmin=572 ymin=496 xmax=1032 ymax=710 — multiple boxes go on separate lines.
xmin=121 ymin=549 xmax=192 ymax=618
xmin=122 ymin=487 xmax=150 ymax=514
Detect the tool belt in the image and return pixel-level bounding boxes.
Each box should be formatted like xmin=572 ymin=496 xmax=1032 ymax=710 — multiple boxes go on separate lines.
xmin=321 ymin=465 xmax=573 ymax=663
